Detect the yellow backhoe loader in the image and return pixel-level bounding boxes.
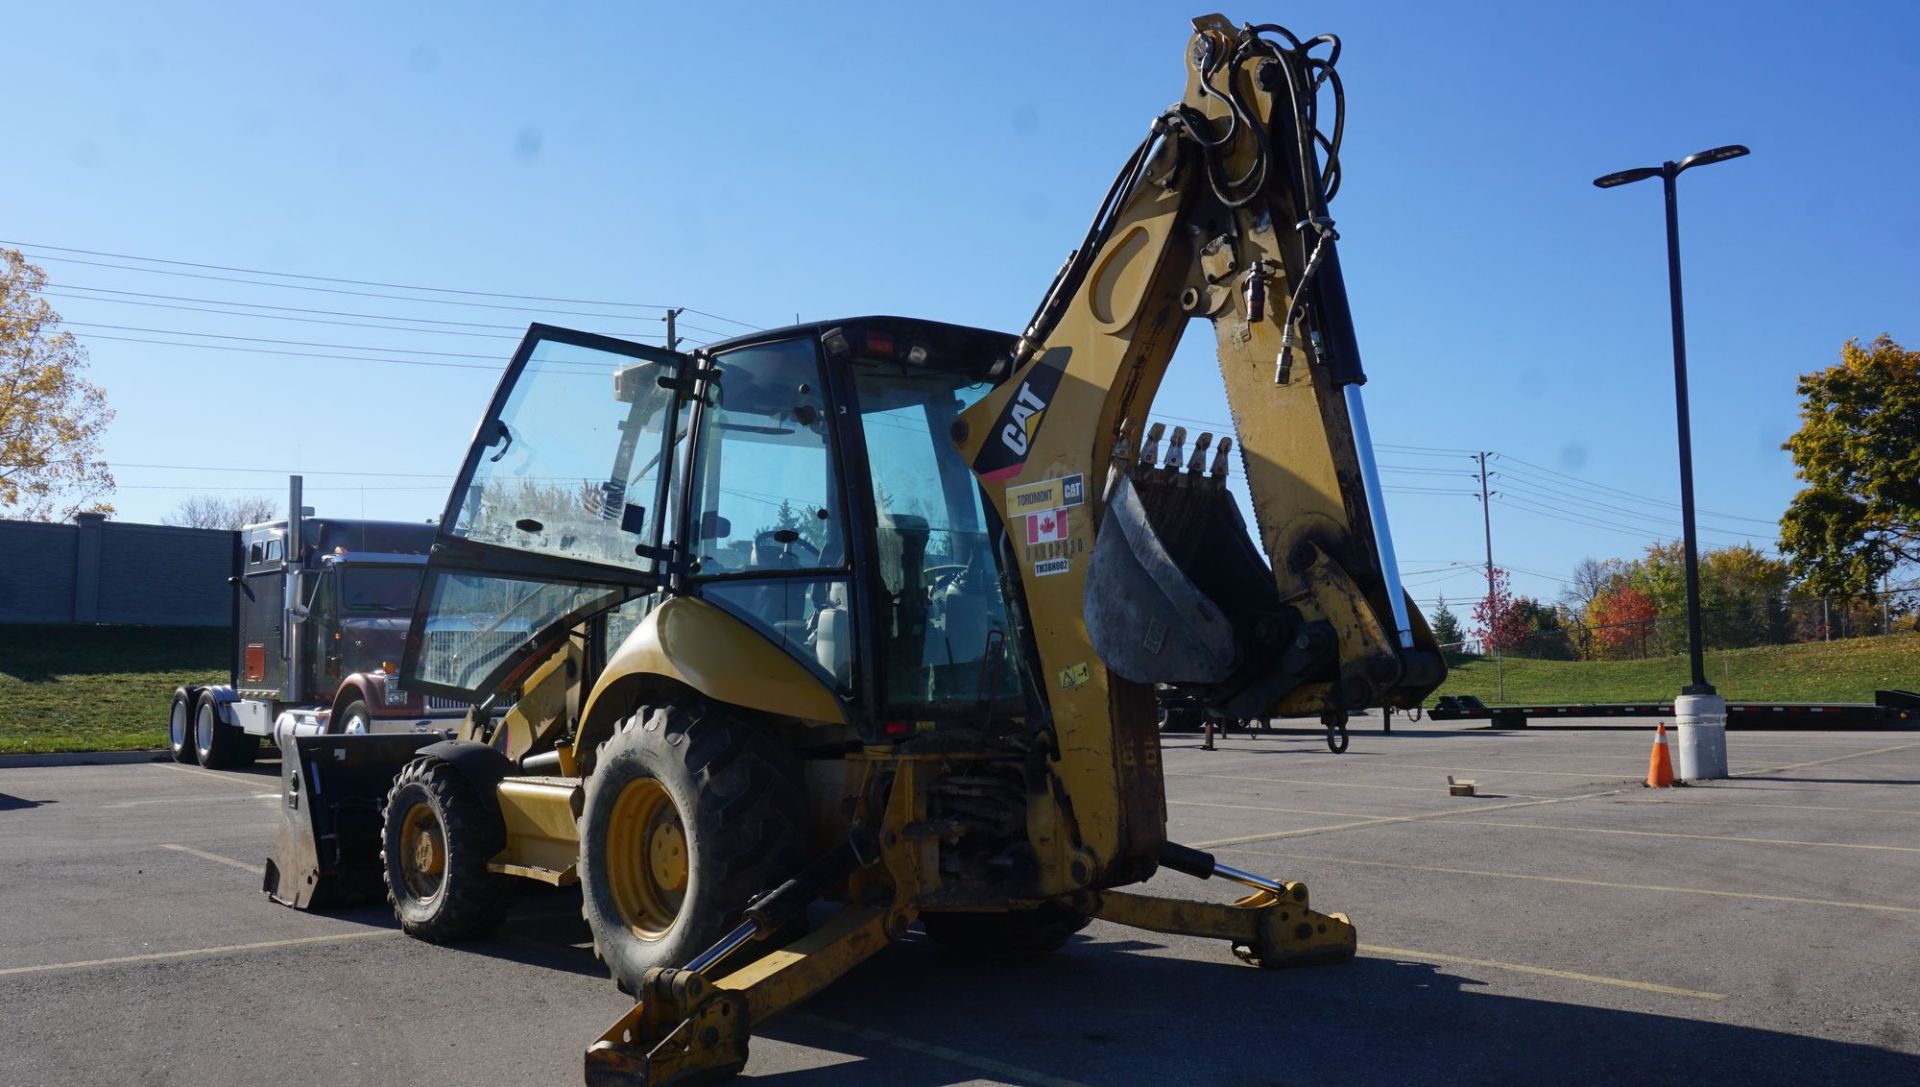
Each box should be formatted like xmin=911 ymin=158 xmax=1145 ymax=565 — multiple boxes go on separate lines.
xmin=263 ymin=14 xmax=1443 ymax=1085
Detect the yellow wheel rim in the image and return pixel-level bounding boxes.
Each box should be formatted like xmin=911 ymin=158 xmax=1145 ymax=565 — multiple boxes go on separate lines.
xmin=606 ymin=777 xmax=687 ymax=939
xmin=398 ymin=801 xmax=446 ymax=902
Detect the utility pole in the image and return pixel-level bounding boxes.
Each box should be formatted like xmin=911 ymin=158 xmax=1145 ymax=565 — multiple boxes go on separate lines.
xmin=664 ymin=307 xmax=685 ymax=352
xmin=1474 ymin=451 xmax=1503 ymax=701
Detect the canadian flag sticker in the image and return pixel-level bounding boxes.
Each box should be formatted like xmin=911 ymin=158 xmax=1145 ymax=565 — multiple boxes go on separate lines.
xmin=1027 ymin=507 xmax=1068 ymax=545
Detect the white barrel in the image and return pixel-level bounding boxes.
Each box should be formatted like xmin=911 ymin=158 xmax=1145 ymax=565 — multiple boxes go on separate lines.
xmin=1675 ymin=693 xmax=1728 ymax=780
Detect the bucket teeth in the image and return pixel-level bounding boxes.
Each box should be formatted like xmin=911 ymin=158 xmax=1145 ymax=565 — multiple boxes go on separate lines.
xmin=1142 ymin=422 xmax=1165 ymax=468
xmin=1187 ymin=432 xmax=1213 ymax=474
xmin=1165 ymin=426 xmax=1187 ymax=471
xmin=1210 ymin=437 xmax=1233 ymax=481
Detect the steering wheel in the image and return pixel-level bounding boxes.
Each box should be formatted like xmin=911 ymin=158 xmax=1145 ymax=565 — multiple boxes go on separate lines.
xmin=754 ymin=528 xmax=820 ymax=566
xmin=922 ymin=563 xmax=969 ymax=594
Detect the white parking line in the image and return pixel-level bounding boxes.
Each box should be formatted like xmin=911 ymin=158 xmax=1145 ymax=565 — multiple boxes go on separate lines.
xmin=1418 ymin=817 xmax=1920 ymax=854
xmin=163 ymin=764 xmax=279 ymax=790
xmin=792 ymin=1012 xmax=1095 ymax=1087
xmin=0 ymin=931 xmax=399 ymax=978
xmin=1224 ymin=848 xmax=1920 ymax=916
xmin=1736 ymin=741 xmax=1920 ymax=776
xmin=106 ymin=793 xmax=277 ymax=808
xmin=1191 ymin=787 xmax=1625 ymax=849
xmin=1361 ymin=943 xmax=1725 ymax=1001
xmin=162 ymin=843 xmax=260 ymax=872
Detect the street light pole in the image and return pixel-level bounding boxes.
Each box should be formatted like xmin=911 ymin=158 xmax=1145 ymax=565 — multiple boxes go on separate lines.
xmin=1660 ymin=164 xmax=1711 ymax=695
xmin=1594 ymin=142 xmax=1749 ymax=780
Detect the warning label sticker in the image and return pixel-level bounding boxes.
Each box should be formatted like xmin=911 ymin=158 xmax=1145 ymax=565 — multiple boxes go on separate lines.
xmin=1057 ymin=661 xmax=1091 ymax=689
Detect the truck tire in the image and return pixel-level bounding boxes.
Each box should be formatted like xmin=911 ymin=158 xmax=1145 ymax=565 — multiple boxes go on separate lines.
xmin=335 ymin=699 xmax=371 ymax=735
xmin=920 ymin=902 xmax=1091 ymax=958
xmin=168 ymin=688 xmax=197 ymax=764
xmin=193 ymin=691 xmax=244 ymax=769
xmin=381 ymin=756 xmax=512 ymax=942
xmin=578 ymin=697 xmax=808 ymax=994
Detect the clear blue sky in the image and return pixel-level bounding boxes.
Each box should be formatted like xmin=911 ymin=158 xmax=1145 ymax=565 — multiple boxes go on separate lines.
xmin=6 ymin=0 xmax=1917 ymax=610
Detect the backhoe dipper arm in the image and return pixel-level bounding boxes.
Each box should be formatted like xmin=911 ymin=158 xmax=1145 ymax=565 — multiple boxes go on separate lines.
xmin=954 ymin=14 xmax=1445 ymax=890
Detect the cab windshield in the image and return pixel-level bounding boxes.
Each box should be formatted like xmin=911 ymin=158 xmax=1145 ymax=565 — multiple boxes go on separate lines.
xmin=854 ymin=363 xmax=1021 ymax=716
xmin=339 ymin=566 xmax=425 ymax=613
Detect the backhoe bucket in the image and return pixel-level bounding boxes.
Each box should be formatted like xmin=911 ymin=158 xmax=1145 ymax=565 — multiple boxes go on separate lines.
xmin=1083 ymin=471 xmax=1242 ymax=685
xmin=263 ymin=733 xmax=440 ymax=909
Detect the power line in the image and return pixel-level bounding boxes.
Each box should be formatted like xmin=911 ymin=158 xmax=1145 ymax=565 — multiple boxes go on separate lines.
xmin=1491 ymin=474 xmax=1769 ymax=540
xmin=105 ymin=461 xmax=447 ymax=479
xmin=5 ymin=240 xmax=761 ymax=322
xmin=23 ymin=251 xmax=748 ymax=326
xmin=1492 ymin=453 xmax=1778 ymax=526
xmin=39 ymin=287 xmax=690 ymax=343
xmin=63 ymin=321 xmax=534 ymax=361
xmin=1496 ymin=491 xmax=1768 ymax=544
xmin=73 ymin=332 xmax=515 ymax=372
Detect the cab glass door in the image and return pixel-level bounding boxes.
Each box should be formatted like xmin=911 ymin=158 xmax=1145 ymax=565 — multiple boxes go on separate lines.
xmin=404 ymin=325 xmax=687 ymax=699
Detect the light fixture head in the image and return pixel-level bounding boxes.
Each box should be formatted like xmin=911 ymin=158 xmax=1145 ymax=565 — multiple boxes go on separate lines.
xmin=1593 ymin=166 xmax=1662 ymax=189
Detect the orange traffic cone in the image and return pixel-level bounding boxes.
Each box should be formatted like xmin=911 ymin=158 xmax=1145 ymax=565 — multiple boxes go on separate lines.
xmin=1644 ymin=723 xmax=1675 ymax=788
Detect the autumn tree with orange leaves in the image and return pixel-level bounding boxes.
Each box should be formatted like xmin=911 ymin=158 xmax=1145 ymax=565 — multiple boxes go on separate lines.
xmin=0 ymin=248 xmax=114 ymax=520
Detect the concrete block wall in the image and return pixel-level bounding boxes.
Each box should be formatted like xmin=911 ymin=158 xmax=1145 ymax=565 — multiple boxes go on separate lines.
xmin=0 ymin=514 xmax=231 ymax=627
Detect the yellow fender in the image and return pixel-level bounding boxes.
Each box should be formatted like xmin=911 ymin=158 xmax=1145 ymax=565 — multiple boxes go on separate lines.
xmin=571 ymin=597 xmax=845 ymax=767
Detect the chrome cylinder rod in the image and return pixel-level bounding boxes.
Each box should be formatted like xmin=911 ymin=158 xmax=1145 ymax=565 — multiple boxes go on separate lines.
xmin=1342 ymin=383 xmax=1414 ymax=649
xmin=1211 ymin=862 xmax=1286 ymax=895
xmin=684 ymin=919 xmax=758 ymax=976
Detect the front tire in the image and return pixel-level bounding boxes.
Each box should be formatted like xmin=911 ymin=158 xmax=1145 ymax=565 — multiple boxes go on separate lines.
xmin=381 ymin=756 xmax=512 ymax=942
xmin=578 ymin=697 xmax=809 ymax=994
xmin=336 ymin=699 xmax=371 ymax=735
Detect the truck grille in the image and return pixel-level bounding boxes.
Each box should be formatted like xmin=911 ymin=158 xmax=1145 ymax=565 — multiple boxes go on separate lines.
xmin=423 ymin=695 xmax=469 ymax=712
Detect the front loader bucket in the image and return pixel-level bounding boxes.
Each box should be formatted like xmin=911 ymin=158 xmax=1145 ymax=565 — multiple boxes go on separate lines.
xmin=263 ymin=733 xmax=442 ymax=909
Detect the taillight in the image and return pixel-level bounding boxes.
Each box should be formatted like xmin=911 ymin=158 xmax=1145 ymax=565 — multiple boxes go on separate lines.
xmin=882 ymin=720 xmax=912 ymax=739
xmin=864 ymin=331 xmax=895 ymax=356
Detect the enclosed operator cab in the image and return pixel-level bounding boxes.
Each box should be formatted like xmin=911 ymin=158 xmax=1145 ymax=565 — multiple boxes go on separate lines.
xmin=403 ymin=319 xmax=1026 ymax=748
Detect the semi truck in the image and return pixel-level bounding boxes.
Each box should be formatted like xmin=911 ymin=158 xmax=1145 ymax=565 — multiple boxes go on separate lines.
xmin=165 ymin=477 xmax=470 ymax=768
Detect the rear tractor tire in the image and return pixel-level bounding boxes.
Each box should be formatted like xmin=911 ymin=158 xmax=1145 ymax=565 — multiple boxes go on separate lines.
xmin=920 ymin=901 xmax=1091 ymax=958
xmin=193 ymin=691 xmax=245 ymax=769
xmin=168 ymin=688 xmax=197 ymax=764
xmin=578 ymin=697 xmax=809 ymax=995
xmin=381 ymin=756 xmax=512 ymax=942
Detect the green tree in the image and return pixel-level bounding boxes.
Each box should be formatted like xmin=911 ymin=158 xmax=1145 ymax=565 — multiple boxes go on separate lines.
xmin=0 ymin=248 xmax=114 ymax=520
xmin=1780 ymin=335 xmax=1919 ymax=596
xmin=1429 ymin=595 xmax=1463 ymax=649
xmin=1698 ymin=543 xmax=1792 ymax=648
xmin=1508 ymin=597 xmax=1577 ymax=660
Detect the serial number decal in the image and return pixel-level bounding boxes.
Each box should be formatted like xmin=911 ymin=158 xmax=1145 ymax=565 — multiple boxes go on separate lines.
xmin=1026 ymin=536 xmax=1086 ymax=564
xmin=1033 ymin=557 xmax=1072 ymax=577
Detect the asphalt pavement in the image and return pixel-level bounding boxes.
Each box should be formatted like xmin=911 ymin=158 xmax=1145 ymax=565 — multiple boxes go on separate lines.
xmin=2 ymin=721 xmax=1916 ymax=1086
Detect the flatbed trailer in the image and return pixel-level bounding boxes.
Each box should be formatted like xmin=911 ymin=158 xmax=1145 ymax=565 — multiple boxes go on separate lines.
xmin=1428 ymin=690 xmax=1920 ymax=729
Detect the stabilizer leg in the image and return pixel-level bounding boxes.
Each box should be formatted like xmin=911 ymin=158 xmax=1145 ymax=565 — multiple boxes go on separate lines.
xmin=584 ymin=904 xmax=903 ymax=1087
xmin=1077 ymin=840 xmax=1356 ymax=968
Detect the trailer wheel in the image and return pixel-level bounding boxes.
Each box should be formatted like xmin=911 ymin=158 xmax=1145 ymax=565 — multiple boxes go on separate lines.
xmin=168 ymin=688 xmax=197 ymax=764
xmin=920 ymin=902 xmax=1091 ymax=958
xmin=381 ymin=756 xmax=511 ymax=943
xmin=193 ymin=691 xmax=244 ymax=769
xmin=578 ymin=697 xmax=808 ymax=995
